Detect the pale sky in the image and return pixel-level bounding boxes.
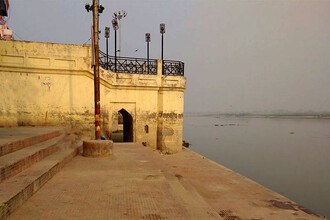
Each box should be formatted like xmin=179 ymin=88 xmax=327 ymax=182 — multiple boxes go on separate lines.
xmin=6 ymin=0 xmax=330 ymax=113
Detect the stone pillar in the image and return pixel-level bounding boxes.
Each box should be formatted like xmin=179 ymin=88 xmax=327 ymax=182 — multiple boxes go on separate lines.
xmin=157 ymin=73 xmax=185 ymax=153
xmin=157 ymin=90 xmax=184 ymax=153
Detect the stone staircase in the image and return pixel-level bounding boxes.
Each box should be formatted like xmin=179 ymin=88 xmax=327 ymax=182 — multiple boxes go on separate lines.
xmin=0 ymin=127 xmax=82 ymax=220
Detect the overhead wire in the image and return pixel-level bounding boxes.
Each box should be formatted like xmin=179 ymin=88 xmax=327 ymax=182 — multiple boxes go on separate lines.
xmin=82 ymin=37 xmax=91 ymax=45
xmin=12 ymin=31 xmax=23 ymax=40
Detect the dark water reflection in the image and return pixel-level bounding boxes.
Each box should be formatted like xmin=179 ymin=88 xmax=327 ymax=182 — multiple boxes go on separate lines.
xmin=183 ymin=115 xmax=330 ymax=217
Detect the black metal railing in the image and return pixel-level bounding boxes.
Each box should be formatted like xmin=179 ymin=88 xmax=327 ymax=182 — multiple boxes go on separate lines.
xmin=163 ymin=60 xmax=184 ymax=76
xmin=99 ymin=51 xmax=184 ymax=76
xmin=99 ymin=51 xmax=157 ymax=75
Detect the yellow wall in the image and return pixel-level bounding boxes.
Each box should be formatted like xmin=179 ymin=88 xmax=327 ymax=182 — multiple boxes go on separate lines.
xmin=0 ymin=40 xmax=186 ymax=153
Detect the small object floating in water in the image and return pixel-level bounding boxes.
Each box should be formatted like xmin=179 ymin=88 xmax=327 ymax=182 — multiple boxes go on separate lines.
xmin=289 ymin=132 xmax=295 ymax=134
xmin=214 ymin=124 xmax=219 ymax=126
xmin=219 ymin=124 xmax=239 ymax=127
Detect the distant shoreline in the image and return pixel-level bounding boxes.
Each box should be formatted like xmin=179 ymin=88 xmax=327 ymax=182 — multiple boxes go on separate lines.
xmin=184 ymin=113 xmax=330 ymax=119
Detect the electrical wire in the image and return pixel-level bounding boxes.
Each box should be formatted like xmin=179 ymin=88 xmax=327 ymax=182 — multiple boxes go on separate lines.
xmin=82 ymin=37 xmax=91 ymax=45
xmin=12 ymin=31 xmax=23 ymax=40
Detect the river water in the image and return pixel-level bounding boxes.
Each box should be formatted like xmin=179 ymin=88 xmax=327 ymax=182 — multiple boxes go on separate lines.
xmin=183 ymin=115 xmax=330 ymax=217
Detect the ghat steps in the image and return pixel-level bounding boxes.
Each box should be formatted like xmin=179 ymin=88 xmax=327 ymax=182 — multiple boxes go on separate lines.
xmin=0 ymin=127 xmax=82 ymax=220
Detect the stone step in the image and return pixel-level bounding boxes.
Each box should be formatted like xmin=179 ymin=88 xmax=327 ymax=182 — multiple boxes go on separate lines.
xmin=0 ymin=140 xmax=82 ymax=220
xmin=0 ymin=128 xmax=63 ymax=157
xmin=0 ymin=134 xmax=65 ymax=184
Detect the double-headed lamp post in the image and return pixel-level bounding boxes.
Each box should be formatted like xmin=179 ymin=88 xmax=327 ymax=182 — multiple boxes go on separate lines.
xmin=145 ymin=33 xmax=151 ymax=74
xmin=85 ymin=1 xmax=104 ymax=140
xmin=113 ymin=10 xmax=127 ymax=57
xmin=160 ymin=23 xmax=165 ymax=73
xmin=112 ymin=18 xmax=119 ymax=72
xmin=105 ymin=27 xmax=110 ymax=70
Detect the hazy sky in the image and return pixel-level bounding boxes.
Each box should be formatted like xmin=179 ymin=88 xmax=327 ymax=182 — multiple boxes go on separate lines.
xmin=6 ymin=0 xmax=330 ymax=113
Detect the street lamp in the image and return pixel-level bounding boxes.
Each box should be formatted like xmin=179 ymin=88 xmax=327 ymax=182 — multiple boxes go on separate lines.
xmin=160 ymin=23 xmax=165 ymax=74
xmin=85 ymin=3 xmax=104 ymax=13
xmin=104 ymin=27 xmax=110 ymax=70
xmin=113 ymin=10 xmax=127 ymax=57
xmin=145 ymin=33 xmax=151 ymax=74
xmin=112 ymin=18 xmax=119 ymax=72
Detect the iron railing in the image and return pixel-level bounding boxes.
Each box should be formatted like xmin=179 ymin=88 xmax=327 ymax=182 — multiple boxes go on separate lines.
xmin=99 ymin=51 xmax=184 ymax=76
xmin=99 ymin=51 xmax=157 ymax=75
xmin=163 ymin=60 xmax=184 ymax=76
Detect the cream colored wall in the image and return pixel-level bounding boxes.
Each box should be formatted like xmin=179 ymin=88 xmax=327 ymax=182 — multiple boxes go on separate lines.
xmin=157 ymin=77 xmax=185 ymax=153
xmin=0 ymin=40 xmax=186 ymax=153
xmin=0 ymin=40 xmax=109 ymax=138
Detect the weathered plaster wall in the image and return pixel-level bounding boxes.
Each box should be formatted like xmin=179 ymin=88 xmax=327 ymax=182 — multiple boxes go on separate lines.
xmin=0 ymin=40 xmax=186 ymax=153
xmin=0 ymin=40 xmax=109 ymax=138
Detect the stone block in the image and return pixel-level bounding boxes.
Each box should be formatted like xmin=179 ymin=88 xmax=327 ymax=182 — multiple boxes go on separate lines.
xmin=83 ymin=140 xmax=113 ymax=157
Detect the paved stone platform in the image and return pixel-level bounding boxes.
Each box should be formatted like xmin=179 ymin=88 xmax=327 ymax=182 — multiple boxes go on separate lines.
xmin=8 ymin=143 xmax=323 ymax=220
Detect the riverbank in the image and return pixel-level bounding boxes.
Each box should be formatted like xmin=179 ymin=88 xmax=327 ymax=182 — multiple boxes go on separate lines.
xmin=8 ymin=142 xmax=324 ymax=219
xmin=185 ymin=113 xmax=330 ymax=119
xmin=183 ymin=115 xmax=330 ymax=218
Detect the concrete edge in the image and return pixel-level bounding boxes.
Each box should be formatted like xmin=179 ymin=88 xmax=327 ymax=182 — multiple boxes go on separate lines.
xmin=180 ymin=148 xmax=323 ymax=218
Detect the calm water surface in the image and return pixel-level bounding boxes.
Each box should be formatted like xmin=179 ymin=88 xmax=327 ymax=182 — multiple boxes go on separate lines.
xmin=183 ymin=115 xmax=330 ymax=217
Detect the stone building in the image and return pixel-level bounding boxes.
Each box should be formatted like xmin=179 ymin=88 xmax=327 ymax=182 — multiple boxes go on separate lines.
xmin=0 ymin=40 xmax=186 ymax=153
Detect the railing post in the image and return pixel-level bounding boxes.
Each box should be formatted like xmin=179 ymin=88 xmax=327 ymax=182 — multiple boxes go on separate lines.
xmin=147 ymin=42 xmax=149 ymax=74
xmin=161 ymin=34 xmax=164 ymax=73
xmin=135 ymin=59 xmax=138 ymax=73
xmin=115 ymin=29 xmax=117 ymax=72
xmin=145 ymin=33 xmax=151 ymax=74
xmin=106 ymin=38 xmax=109 ymax=70
xmin=157 ymin=59 xmax=163 ymax=76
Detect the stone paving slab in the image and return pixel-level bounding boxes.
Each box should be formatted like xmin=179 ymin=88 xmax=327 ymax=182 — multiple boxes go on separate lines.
xmin=8 ymin=143 xmax=324 ymax=220
xmin=8 ymin=143 xmax=220 ymax=220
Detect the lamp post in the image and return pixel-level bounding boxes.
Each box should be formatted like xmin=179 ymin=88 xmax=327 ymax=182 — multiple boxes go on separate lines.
xmin=105 ymin=27 xmax=110 ymax=70
xmin=160 ymin=23 xmax=165 ymax=74
xmin=145 ymin=33 xmax=151 ymax=74
xmin=85 ymin=1 xmax=104 ymax=140
xmin=112 ymin=18 xmax=119 ymax=72
xmin=113 ymin=10 xmax=127 ymax=57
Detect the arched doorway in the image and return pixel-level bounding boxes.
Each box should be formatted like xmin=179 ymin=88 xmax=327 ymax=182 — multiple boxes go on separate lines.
xmin=112 ymin=108 xmax=133 ymax=142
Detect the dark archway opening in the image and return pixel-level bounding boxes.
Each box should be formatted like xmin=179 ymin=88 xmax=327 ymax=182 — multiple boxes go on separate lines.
xmin=120 ymin=109 xmax=133 ymax=142
xmin=112 ymin=109 xmax=133 ymax=142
